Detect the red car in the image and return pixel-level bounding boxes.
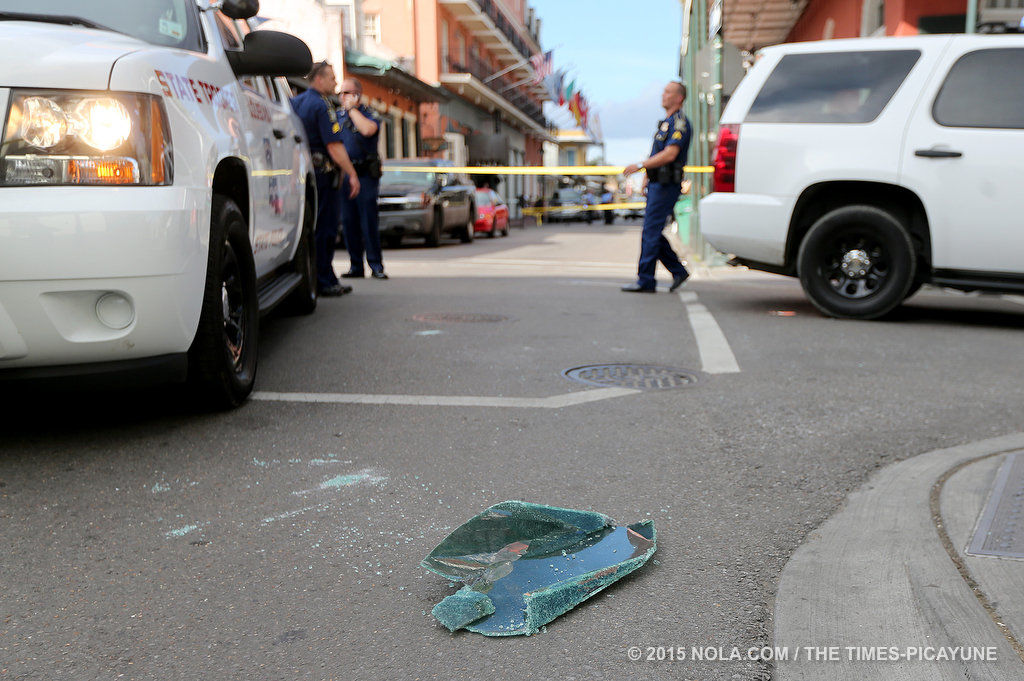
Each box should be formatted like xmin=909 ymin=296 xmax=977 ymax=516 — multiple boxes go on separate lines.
xmin=473 ymin=189 xmax=509 ymax=238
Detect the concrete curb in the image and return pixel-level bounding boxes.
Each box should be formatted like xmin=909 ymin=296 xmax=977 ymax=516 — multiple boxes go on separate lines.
xmin=774 ymin=433 xmax=1024 ymax=680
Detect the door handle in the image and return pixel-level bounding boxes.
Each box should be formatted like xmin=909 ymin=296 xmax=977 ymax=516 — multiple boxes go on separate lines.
xmin=914 ymin=148 xmax=962 ymax=158
xmin=272 ymin=128 xmax=286 ymax=139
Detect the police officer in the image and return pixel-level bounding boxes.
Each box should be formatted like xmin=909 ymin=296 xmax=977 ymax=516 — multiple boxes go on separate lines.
xmin=291 ymin=61 xmax=360 ymax=297
xmin=337 ymin=78 xmax=386 ymax=280
xmin=621 ymin=81 xmax=691 ymax=293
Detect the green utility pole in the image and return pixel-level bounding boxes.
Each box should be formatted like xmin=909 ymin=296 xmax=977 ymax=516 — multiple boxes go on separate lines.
xmin=966 ymin=0 xmax=978 ymax=33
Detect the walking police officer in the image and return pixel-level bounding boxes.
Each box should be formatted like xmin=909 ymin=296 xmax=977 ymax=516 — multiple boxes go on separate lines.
xmin=337 ymin=78 xmax=387 ymax=280
xmin=621 ymin=81 xmax=691 ymax=293
xmin=291 ymin=61 xmax=360 ymax=297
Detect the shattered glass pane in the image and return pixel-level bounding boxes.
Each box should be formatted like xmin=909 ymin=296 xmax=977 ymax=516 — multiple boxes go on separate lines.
xmin=423 ymin=500 xmax=656 ymax=636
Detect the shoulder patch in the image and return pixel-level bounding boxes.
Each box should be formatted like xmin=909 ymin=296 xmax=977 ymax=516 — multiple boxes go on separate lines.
xmin=332 ymin=123 xmax=340 ymax=133
xmin=674 ymin=116 xmax=686 ymax=132
xmin=671 ymin=131 xmax=683 ymax=140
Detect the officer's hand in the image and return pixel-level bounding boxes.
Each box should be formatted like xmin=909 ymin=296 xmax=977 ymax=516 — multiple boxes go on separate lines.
xmin=623 ymin=163 xmax=640 ymax=176
xmin=348 ymin=172 xmax=360 ymax=198
xmin=341 ymin=94 xmax=358 ymax=111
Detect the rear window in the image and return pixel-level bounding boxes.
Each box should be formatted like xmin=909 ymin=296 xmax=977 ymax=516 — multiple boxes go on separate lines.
xmin=933 ymin=48 xmax=1024 ymax=129
xmin=746 ymin=50 xmax=920 ymax=124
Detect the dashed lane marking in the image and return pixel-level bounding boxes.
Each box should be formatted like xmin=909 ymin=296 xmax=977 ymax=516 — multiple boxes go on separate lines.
xmin=251 ymin=386 xmax=640 ymax=409
xmin=679 ymin=291 xmax=741 ymax=374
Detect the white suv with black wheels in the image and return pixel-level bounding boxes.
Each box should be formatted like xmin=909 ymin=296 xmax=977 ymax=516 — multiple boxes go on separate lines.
xmin=701 ymin=35 xmax=1024 ymax=319
xmin=0 ymin=0 xmax=317 ymax=407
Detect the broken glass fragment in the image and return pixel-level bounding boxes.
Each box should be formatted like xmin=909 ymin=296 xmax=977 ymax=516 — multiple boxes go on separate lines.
xmin=422 ymin=500 xmax=656 ymax=636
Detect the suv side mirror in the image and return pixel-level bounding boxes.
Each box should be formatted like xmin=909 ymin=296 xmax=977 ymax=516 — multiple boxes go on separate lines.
xmin=227 ymin=30 xmax=313 ymax=77
xmin=221 ymin=0 xmax=259 ymax=20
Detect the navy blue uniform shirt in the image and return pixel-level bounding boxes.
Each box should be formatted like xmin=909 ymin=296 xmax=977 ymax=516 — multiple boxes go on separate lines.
xmin=650 ymin=110 xmax=691 ymax=178
xmin=338 ymin=104 xmax=381 ymax=162
xmin=290 ymin=88 xmax=344 ymax=156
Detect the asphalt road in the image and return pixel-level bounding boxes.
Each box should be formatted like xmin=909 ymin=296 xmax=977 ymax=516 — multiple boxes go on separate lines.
xmin=3 ymin=220 xmax=1023 ymax=680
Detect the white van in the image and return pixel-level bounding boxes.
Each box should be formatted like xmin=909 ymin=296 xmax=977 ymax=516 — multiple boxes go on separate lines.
xmin=700 ymin=35 xmax=1024 ymax=319
xmin=0 ymin=0 xmax=317 ymax=407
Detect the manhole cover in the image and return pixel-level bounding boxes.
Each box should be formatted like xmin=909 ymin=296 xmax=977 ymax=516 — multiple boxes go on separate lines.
xmin=968 ymin=451 xmax=1024 ymax=559
xmin=562 ymin=364 xmax=700 ymax=391
xmin=413 ymin=313 xmax=509 ymax=323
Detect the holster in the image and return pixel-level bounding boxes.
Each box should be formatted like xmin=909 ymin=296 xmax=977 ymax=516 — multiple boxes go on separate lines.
xmin=354 ymin=155 xmax=383 ymax=180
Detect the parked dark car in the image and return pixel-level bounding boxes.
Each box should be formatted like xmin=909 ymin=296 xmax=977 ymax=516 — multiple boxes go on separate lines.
xmin=547 ymin=188 xmax=586 ymax=223
xmin=376 ymin=160 xmax=476 ymax=247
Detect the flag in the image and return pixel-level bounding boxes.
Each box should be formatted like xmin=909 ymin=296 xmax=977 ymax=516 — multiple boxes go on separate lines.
xmin=543 ymin=69 xmax=564 ymax=104
xmin=530 ymin=50 xmax=552 ymax=84
xmin=588 ymin=112 xmax=603 ymax=142
xmin=562 ymin=79 xmax=575 ymax=107
xmin=568 ymin=91 xmax=582 ymax=126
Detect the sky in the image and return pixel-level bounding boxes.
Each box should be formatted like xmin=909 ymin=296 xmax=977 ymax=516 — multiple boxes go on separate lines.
xmin=530 ymin=0 xmax=684 ymax=166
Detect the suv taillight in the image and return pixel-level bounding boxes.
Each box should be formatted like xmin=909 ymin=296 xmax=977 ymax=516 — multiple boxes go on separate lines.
xmin=712 ymin=124 xmax=740 ymax=193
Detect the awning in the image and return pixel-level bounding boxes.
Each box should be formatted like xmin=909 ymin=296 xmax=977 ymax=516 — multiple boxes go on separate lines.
xmin=721 ymin=0 xmax=810 ymax=52
xmin=344 ymin=49 xmax=450 ymax=104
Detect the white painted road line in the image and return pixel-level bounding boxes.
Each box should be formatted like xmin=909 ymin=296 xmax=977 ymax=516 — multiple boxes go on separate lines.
xmin=1001 ymin=294 xmax=1024 ymax=307
xmin=678 ymin=291 xmax=741 ymax=374
xmin=251 ymin=386 xmax=640 ymax=409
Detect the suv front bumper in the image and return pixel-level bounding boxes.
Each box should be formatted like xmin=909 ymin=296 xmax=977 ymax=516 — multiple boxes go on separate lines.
xmin=0 ymin=186 xmax=209 ymax=371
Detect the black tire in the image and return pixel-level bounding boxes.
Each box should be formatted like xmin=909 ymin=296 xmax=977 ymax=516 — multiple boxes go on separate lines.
xmin=425 ymin=209 xmax=442 ymax=247
xmin=459 ymin=204 xmax=475 ymax=243
xmin=903 ymin=278 xmax=925 ymax=301
xmin=488 ymin=220 xmax=497 ymax=238
xmin=383 ymin=233 xmax=402 ymax=249
xmin=187 ymin=196 xmax=259 ymax=409
xmin=797 ymin=205 xmax=916 ymax=320
xmin=280 ymin=191 xmax=317 ymax=316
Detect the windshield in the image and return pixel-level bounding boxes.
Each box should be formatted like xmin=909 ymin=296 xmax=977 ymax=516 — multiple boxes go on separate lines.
xmin=0 ymin=0 xmax=204 ymax=52
xmin=383 ymin=170 xmax=435 ymax=185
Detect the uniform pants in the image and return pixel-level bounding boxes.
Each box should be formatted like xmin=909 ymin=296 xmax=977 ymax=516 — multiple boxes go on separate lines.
xmin=340 ymin=176 xmax=382 ymax=275
xmin=315 ymin=172 xmax=342 ymax=290
xmin=637 ymin=182 xmax=687 ymax=289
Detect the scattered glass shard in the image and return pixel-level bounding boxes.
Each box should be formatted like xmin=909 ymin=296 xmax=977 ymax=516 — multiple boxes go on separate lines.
xmin=432 ymin=586 xmax=496 ymax=632
xmin=422 ymin=500 xmax=657 ymax=636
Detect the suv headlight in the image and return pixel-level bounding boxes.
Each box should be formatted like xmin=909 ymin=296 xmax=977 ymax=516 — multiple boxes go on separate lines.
xmin=1 ymin=90 xmax=173 ymax=186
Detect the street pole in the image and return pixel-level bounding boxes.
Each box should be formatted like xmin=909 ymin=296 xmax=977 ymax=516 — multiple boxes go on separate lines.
xmin=966 ymin=0 xmax=978 ymax=33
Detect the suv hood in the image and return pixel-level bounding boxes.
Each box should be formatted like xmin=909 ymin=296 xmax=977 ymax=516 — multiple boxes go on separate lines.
xmin=0 ymin=22 xmax=144 ymax=89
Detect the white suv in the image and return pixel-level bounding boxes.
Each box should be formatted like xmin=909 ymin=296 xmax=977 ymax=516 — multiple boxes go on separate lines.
xmin=700 ymin=35 xmax=1024 ymax=319
xmin=0 ymin=0 xmax=317 ymax=407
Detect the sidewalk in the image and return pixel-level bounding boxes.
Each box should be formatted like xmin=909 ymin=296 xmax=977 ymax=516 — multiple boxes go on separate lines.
xmin=774 ymin=433 xmax=1024 ymax=680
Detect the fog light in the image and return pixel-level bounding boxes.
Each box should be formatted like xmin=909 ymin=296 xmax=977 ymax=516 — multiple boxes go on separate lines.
xmin=95 ymin=293 xmax=134 ymax=330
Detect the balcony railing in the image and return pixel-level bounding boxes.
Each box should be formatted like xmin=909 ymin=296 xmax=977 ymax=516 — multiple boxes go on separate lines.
xmin=444 ymin=55 xmax=546 ymax=129
xmin=475 ymin=0 xmax=534 ymax=62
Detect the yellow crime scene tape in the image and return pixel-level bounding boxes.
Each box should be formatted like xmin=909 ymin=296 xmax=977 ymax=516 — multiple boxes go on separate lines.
xmin=384 ymin=164 xmax=710 ymax=222
xmin=386 ymin=164 xmax=714 ymax=175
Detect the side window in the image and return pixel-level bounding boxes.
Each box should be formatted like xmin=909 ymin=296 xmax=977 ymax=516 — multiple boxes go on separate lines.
xmin=745 ymin=50 xmax=920 ymax=124
xmin=933 ymin=48 xmax=1024 ymax=129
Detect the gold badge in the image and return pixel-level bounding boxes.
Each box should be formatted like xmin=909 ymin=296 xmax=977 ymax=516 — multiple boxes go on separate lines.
xmin=671 ymin=131 xmax=682 ymax=140
xmin=332 ymin=123 xmax=340 ymax=133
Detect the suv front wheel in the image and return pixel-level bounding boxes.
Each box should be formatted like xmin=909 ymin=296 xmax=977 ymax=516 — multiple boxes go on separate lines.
xmin=797 ymin=205 xmax=916 ymax=320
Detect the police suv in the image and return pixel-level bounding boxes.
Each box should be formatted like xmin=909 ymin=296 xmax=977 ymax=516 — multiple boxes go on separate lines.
xmin=0 ymin=0 xmax=317 ymax=407
xmin=701 ymin=35 xmax=1024 ymax=320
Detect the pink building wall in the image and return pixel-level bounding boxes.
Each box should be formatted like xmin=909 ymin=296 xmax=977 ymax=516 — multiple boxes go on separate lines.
xmin=788 ymin=0 xmax=966 ymax=42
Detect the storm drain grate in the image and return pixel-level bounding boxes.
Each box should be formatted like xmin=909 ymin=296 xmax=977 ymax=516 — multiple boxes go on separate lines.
xmin=413 ymin=313 xmax=509 ymax=323
xmin=562 ymin=364 xmax=700 ymax=391
xmin=968 ymin=452 xmax=1024 ymax=559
